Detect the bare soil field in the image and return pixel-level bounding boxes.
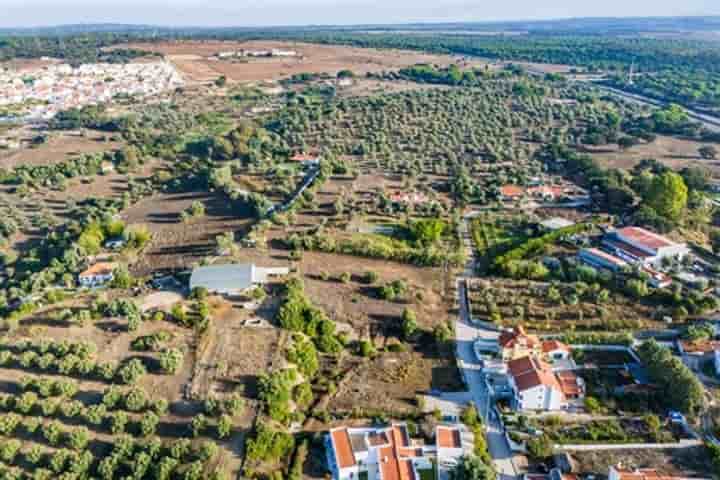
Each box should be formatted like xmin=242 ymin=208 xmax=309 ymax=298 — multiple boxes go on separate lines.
xmin=121 ymin=40 xmax=488 ymax=83
xmin=120 ymin=190 xmax=256 ymax=275
xmin=0 ymin=131 xmax=122 ymax=169
xmin=586 ymin=135 xmax=719 ymax=173
xmin=0 ymin=133 xmax=122 ymax=168
xmin=572 ymin=447 xmax=716 ymax=478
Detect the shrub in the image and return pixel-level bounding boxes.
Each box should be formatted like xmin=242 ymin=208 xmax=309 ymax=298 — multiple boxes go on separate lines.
xmin=159 ymin=348 xmax=184 ymax=374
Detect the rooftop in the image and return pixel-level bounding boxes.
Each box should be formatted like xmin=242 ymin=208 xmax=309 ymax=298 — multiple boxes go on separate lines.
xmin=615 ymin=227 xmax=679 ymax=250
xmin=500 ymin=326 xmax=540 ymax=349
xmin=79 ymin=262 xmax=117 ymax=277
xmin=436 ymin=426 xmax=462 ymax=449
xmin=678 ymin=339 xmax=720 ymax=354
xmin=509 ymin=355 xmax=564 ymax=393
xmin=580 ymin=247 xmax=629 ymax=267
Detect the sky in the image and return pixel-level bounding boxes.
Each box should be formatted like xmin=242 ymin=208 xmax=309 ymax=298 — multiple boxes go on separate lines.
xmin=1 ymin=0 xmax=718 ymax=28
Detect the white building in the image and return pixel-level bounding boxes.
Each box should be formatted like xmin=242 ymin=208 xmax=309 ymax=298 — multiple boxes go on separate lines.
xmin=78 ymin=262 xmax=117 ymax=288
xmin=326 ymin=424 xmax=465 ymax=480
xmin=603 ymin=227 xmax=689 ymax=268
xmin=508 ymin=356 xmax=584 ymax=411
xmin=608 ymin=466 xmax=707 ymax=480
xmin=189 ymin=264 xmax=289 ymax=296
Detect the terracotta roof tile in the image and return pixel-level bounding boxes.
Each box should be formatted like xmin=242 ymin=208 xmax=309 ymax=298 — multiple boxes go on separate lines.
xmin=331 ymin=428 xmax=356 ymax=469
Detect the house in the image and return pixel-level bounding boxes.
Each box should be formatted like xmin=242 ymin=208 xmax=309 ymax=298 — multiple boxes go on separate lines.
xmin=602 ymin=227 xmax=689 ymax=268
xmin=508 ymin=356 xmax=584 ymax=411
xmin=326 ymin=423 xmax=463 ymax=480
xmin=677 ymin=339 xmax=720 ymax=371
xmin=542 ymin=340 xmax=572 ymax=361
xmin=608 ymin=466 xmax=707 ymax=480
xmin=499 ymin=326 xmax=541 ymax=361
xmin=578 ymin=248 xmax=628 ymax=272
xmin=290 ymin=152 xmax=321 ymax=166
xmin=508 ymin=356 xmax=564 ymax=411
xmin=643 ymin=267 xmax=673 ymax=288
xmin=499 ymin=185 xmax=524 ymax=201
xmin=388 ymin=191 xmax=430 ymax=206
xmin=189 ymin=264 xmax=289 ymax=296
xmin=78 ymin=262 xmax=117 ymax=288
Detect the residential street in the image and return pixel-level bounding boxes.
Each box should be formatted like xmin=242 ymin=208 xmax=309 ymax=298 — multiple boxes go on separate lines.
xmin=456 ymin=215 xmax=519 ymax=479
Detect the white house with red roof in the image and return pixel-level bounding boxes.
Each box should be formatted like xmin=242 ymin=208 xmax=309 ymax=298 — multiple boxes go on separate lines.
xmin=507 ymin=356 xmax=584 ymax=411
xmin=326 ymin=424 xmax=466 ymax=480
xmin=499 ymin=326 xmax=542 ymax=361
xmin=603 ymin=227 xmax=689 ymax=268
xmin=608 ymin=466 xmax=707 ymax=480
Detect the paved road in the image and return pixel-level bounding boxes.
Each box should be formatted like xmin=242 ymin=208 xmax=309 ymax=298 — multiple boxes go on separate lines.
xmin=455 ymin=214 xmax=518 ymax=479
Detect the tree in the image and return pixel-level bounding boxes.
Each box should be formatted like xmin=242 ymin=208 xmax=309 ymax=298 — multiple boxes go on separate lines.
xmin=450 ymin=455 xmax=495 ymax=480
xmin=643 ymin=171 xmax=688 ymax=222
xmin=401 ymin=308 xmax=418 ymax=339
xmin=159 ymin=348 xmax=184 ymax=374
xmin=527 ymin=434 xmax=554 ymax=459
xmin=215 ymin=76 xmax=227 ymax=87
xmin=699 ymin=145 xmax=718 ymax=160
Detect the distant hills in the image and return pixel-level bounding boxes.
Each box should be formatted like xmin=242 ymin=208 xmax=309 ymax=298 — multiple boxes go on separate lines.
xmin=1 ymin=16 xmax=720 ymax=37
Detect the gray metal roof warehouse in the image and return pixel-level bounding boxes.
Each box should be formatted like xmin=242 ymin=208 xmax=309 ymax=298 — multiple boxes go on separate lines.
xmin=189 ymin=263 xmax=290 ymax=294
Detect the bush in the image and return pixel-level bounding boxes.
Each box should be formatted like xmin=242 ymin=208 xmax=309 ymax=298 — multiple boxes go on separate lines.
xmin=527 ymin=434 xmax=554 ymax=459
xmin=159 ymin=348 xmax=184 ymax=374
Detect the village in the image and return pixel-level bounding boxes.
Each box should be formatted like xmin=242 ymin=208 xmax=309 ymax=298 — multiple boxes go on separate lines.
xmin=0 ymin=60 xmax=184 ymax=121
xmin=0 ymin=28 xmax=719 ymax=480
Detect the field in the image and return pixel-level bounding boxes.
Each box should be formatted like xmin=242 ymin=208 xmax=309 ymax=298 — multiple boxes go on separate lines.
xmin=120 ymin=40 xmax=489 ymax=83
xmin=120 ymin=190 xmax=257 ymax=275
xmin=0 ymin=130 xmax=123 ymax=169
xmin=572 ymin=447 xmax=716 ymax=478
xmin=587 ymin=135 xmax=719 ymax=172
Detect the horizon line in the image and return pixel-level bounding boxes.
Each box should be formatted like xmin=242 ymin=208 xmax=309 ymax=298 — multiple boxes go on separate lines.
xmin=1 ymin=13 xmax=720 ymax=31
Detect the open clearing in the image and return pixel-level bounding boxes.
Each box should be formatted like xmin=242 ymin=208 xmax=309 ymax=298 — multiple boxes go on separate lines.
xmin=121 ymin=40 xmax=490 ymax=83
xmin=587 ymin=135 xmax=719 ymax=173
xmin=120 ymin=190 xmax=256 ymax=275
xmin=0 ymin=131 xmax=123 ymax=169
xmin=572 ymin=447 xmax=716 ymax=478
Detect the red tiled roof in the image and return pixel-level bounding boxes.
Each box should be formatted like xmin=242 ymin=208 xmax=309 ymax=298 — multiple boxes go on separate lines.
xmin=291 ymin=153 xmax=318 ymax=162
xmin=509 ymin=356 xmax=563 ymax=393
xmin=437 ymin=427 xmax=462 ymax=448
xmin=331 ymin=428 xmax=356 ymax=469
xmin=542 ymin=340 xmax=571 ymax=354
xmin=500 ymin=326 xmax=540 ymax=349
xmin=679 ymin=340 xmax=720 ymax=354
xmin=603 ymin=238 xmax=654 ymax=259
xmin=613 ymin=468 xmax=688 ymax=480
xmin=500 ymin=185 xmax=524 ymax=198
xmin=616 ymin=227 xmax=677 ymax=250
xmin=79 ymin=262 xmax=117 ymax=278
xmin=556 ymin=370 xmax=582 ymax=396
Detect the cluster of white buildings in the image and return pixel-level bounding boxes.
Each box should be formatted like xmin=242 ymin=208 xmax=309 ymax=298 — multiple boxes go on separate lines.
xmin=475 ymin=326 xmax=586 ymax=412
xmin=578 ymin=226 xmax=689 ymax=288
xmin=215 ymin=48 xmax=298 ymax=59
xmin=0 ymin=61 xmax=184 ymax=121
xmin=326 ymin=423 xmax=469 ymax=480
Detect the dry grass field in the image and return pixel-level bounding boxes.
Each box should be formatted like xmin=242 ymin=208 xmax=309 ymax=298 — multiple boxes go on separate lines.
xmin=121 ymin=40 xmax=489 ymax=83
xmin=120 ymin=190 xmax=257 ymax=275
xmin=0 ymin=131 xmax=123 ymax=169
xmin=587 ymin=135 xmax=720 ymax=173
